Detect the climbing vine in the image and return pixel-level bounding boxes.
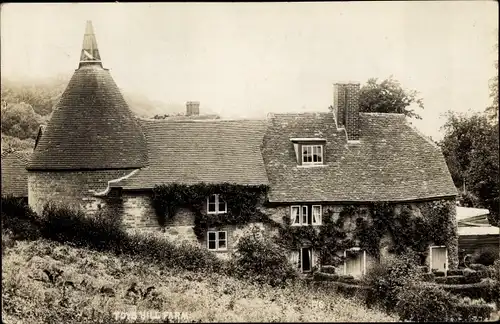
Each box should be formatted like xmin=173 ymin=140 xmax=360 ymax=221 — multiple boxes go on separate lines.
xmin=151 ymin=183 xmax=270 ymax=239
xmin=276 ymin=199 xmax=457 ymax=267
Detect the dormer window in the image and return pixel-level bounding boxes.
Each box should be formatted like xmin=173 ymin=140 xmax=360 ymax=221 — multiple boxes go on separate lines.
xmin=290 ymin=138 xmax=326 ymax=166
xmin=302 ymin=145 xmax=323 ymax=165
xmin=207 ymin=194 xmax=227 ymax=214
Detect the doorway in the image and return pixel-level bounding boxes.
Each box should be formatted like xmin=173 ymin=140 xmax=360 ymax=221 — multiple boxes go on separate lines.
xmin=430 ymin=246 xmax=448 ymax=273
xmin=301 ymin=247 xmax=312 ymax=272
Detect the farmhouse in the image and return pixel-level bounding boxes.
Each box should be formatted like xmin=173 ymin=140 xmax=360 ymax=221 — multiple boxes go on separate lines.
xmin=26 ymin=21 xmax=459 ymax=277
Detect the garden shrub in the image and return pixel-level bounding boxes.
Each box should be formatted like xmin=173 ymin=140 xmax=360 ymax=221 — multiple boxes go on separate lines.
xmin=40 ymin=203 xmax=226 ymax=274
xmin=320 ymin=265 xmax=336 ymax=274
xmin=1 ymin=196 xmax=41 ymax=240
xmin=313 ymin=272 xmax=339 ymax=282
xmin=470 ymin=263 xmax=488 ymax=271
xmin=395 ymin=283 xmax=460 ymax=322
xmin=421 ymin=273 xmax=435 ymax=282
xmin=362 ymin=251 xmax=421 ymax=312
xmin=231 ymin=227 xmax=298 ymax=287
xmin=437 ymin=279 xmax=499 ymax=303
xmin=396 ymin=283 xmax=493 ymax=322
xmin=435 ymin=275 xmax=468 ymax=285
xmin=473 ymin=247 xmax=499 ymax=266
xmin=41 ymin=202 xmax=126 ymax=251
xmin=448 ymin=269 xmax=464 ymax=276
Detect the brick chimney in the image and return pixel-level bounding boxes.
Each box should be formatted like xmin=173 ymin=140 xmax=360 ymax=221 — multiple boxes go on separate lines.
xmin=186 ymin=101 xmax=200 ymax=116
xmin=333 ymin=82 xmax=360 ymax=141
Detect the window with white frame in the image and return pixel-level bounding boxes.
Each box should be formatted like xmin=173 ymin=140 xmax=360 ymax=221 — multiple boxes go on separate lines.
xmin=207 ymin=194 xmax=227 ymax=214
xmin=302 ymin=145 xmax=323 ymax=165
xmin=291 ymin=205 xmax=322 ymax=226
xmin=312 ymin=205 xmax=322 ymax=225
xmin=207 ymin=231 xmax=227 ymax=251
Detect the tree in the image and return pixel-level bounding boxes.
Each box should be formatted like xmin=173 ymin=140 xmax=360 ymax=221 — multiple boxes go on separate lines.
xmin=439 ymin=111 xmax=499 ymax=226
xmin=358 ymin=76 xmax=425 ymax=119
xmin=486 ymin=43 xmax=498 ymax=122
xmin=1 ymin=102 xmax=43 ymax=140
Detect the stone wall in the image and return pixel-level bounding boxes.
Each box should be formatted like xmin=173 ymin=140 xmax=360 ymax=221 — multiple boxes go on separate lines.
xmin=264 ymin=198 xmax=458 ymax=271
xmin=27 ymin=169 xmax=134 ymax=215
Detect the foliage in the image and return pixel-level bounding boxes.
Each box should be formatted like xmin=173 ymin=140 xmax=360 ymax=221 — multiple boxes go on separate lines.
xmin=1 ymin=102 xmax=45 ymax=140
xmin=277 ymin=200 xmax=456 ymax=271
xmin=151 ymin=183 xmax=269 ymax=238
xmin=486 ymin=43 xmax=498 ymax=122
xmin=1 ymin=134 xmax=35 ymax=153
xmin=439 ymin=111 xmax=499 ymax=226
xmin=473 ymin=247 xmax=499 ymax=266
xmin=230 ymin=227 xmax=298 ymax=287
xmin=394 ymin=282 xmax=493 ymax=322
xmin=358 ymin=76 xmax=424 ymax=119
xmin=1 ymin=196 xmax=42 ymax=240
xmin=39 ymin=203 xmax=224 ymax=274
xmin=2 ymin=240 xmax=399 ymax=323
xmin=435 ymin=278 xmax=499 ymax=303
xmin=362 ymin=252 xmax=422 ymax=312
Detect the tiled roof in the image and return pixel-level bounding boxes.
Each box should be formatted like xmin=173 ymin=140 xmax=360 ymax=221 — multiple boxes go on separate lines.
xmin=1 ymin=151 xmax=31 ymax=197
xmin=112 ymin=119 xmax=269 ymax=189
xmin=262 ymin=112 xmax=457 ymax=203
xmin=27 ymin=65 xmax=148 ymax=170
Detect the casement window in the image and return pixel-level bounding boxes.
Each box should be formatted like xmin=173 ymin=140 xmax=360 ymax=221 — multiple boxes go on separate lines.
xmin=291 ymin=205 xmax=322 ymax=226
xmin=207 ymin=231 xmax=227 ymax=251
xmin=302 ymin=145 xmax=323 ymax=165
xmin=207 ymin=194 xmax=227 ymax=214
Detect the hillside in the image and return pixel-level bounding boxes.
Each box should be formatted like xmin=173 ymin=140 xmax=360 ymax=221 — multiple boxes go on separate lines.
xmin=2 ymin=238 xmax=397 ymax=323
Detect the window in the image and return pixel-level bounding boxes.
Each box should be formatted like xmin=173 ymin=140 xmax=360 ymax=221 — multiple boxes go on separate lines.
xmin=291 ymin=205 xmax=322 ymax=226
xmin=302 ymin=145 xmax=323 ymax=165
xmin=207 ymin=231 xmax=227 ymax=251
xmin=207 ymin=194 xmax=227 ymax=214
xmin=312 ymin=205 xmax=322 ymax=225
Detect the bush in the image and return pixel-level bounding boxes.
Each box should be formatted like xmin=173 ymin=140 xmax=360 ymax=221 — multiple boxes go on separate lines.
xmin=1 ymin=196 xmax=41 ymax=240
xmin=231 ymin=227 xmax=298 ymax=287
xmin=40 ymin=203 xmax=225 ymax=274
xmin=473 ymin=247 xmax=499 ymax=266
xmin=396 ymin=283 xmax=460 ymax=322
xmin=362 ymin=251 xmax=421 ymax=312
xmin=396 ymin=283 xmax=493 ymax=322
xmin=448 ymin=269 xmax=464 ymax=276
xmin=437 ymin=279 xmax=500 ymax=302
xmin=41 ymin=203 xmax=126 ymax=251
xmin=313 ymin=272 xmax=339 ymax=282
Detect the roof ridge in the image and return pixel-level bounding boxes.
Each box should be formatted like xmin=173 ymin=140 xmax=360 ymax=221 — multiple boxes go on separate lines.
xmin=138 ymin=117 xmax=266 ymax=123
xmin=360 ymin=112 xmax=406 ymax=117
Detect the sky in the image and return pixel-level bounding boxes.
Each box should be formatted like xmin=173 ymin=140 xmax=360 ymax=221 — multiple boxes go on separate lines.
xmin=1 ymin=2 xmax=498 ymax=140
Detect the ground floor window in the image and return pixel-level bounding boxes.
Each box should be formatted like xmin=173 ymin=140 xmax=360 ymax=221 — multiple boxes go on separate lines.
xmin=207 ymin=231 xmax=227 ymax=251
xmin=343 ymin=247 xmax=366 ymax=277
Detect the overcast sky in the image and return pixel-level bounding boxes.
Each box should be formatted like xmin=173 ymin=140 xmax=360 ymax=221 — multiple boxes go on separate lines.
xmin=1 ymin=2 xmax=498 ymax=140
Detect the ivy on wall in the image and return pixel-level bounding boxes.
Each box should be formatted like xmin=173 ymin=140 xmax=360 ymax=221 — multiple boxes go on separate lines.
xmin=275 ymin=199 xmax=458 ymax=268
xmin=151 ymin=183 xmax=270 ymax=239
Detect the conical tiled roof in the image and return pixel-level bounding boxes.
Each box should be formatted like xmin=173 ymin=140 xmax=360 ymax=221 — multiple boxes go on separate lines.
xmin=27 ymin=21 xmax=147 ymax=170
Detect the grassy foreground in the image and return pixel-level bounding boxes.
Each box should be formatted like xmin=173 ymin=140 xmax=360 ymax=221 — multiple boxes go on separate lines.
xmin=2 ymin=238 xmax=397 ymax=323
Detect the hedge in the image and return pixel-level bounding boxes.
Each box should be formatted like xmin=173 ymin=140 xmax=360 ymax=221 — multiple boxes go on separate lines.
xmin=429 ymin=279 xmax=500 ymax=302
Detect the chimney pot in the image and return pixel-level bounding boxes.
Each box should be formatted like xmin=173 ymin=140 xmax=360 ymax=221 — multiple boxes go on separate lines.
xmin=186 ymin=101 xmax=200 ymax=116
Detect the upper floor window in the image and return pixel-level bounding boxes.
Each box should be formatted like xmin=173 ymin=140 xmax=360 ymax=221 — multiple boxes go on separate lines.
xmin=302 ymin=145 xmax=323 ymax=165
xmin=207 ymin=194 xmax=227 ymax=214
xmin=291 ymin=205 xmax=322 ymax=226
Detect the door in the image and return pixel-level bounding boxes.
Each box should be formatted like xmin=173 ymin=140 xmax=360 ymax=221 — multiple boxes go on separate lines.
xmin=301 ymin=247 xmax=312 ymax=272
xmin=430 ymin=246 xmax=448 ymax=272
xmin=344 ymin=250 xmax=365 ymax=277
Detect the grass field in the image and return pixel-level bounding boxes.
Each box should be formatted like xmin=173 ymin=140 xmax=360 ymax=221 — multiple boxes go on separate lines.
xmin=2 ymin=237 xmax=398 ymax=323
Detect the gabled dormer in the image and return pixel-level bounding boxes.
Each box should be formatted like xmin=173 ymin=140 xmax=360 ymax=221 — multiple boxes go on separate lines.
xmin=290 ymin=138 xmax=327 ymax=166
